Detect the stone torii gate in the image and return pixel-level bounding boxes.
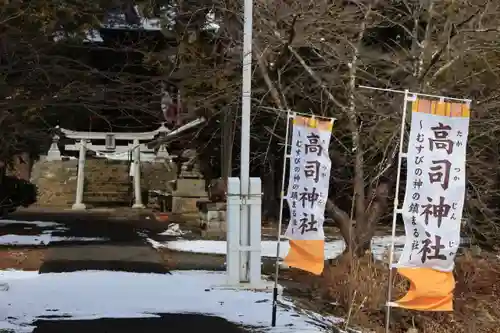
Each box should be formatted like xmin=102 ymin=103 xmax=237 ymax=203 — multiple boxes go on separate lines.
xmin=47 ymin=118 xmax=206 ymax=210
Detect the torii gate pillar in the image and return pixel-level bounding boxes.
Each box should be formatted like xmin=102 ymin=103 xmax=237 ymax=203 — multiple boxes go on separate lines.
xmin=72 ymin=140 xmax=87 ymax=210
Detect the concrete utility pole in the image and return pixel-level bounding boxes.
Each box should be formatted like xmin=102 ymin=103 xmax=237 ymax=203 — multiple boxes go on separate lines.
xmin=225 ymin=0 xmax=267 ymax=289
xmin=239 ymin=0 xmax=254 ymax=282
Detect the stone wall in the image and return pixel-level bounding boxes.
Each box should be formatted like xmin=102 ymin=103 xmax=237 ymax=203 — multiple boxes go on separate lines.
xmin=31 ymin=157 xmax=178 ymax=208
xmin=31 ymin=158 xmax=78 ymax=207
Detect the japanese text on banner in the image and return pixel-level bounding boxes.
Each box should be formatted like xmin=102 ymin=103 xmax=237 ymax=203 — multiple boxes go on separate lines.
xmin=398 ymin=99 xmax=470 ymax=272
xmin=284 ymin=116 xmax=333 ymax=240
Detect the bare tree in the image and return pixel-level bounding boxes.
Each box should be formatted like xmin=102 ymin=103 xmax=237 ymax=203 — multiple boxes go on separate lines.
xmin=2 ymin=0 xmax=500 ymax=249
xmin=171 ymin=0 xmax=500 ymax=251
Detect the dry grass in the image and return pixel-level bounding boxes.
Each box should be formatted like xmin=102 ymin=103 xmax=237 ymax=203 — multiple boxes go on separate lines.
xmin=279 ymin=251 xmax=500 ymax=333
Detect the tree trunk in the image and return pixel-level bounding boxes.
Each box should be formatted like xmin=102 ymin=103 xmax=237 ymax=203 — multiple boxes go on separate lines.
xmin=262 ymin=153 xmax=277 ymax=221
xmin=325 ymin=199 xmax=353 ymax=252
xmin=357 ymin=180 xmax=392 ymax=256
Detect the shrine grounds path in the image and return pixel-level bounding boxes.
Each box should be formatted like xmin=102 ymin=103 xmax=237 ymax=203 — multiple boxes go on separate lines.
xmin=32 ymin=314 xmax=251 ymax=333
xmin=2 ymin=207 xmax=256 ymax=272
xmin=0 ymin=208 xmax=254 ymax=333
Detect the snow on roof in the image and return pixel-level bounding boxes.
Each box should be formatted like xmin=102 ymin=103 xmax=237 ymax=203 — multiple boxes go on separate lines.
xmin=53 ymin=6 xmax=220 ymax=43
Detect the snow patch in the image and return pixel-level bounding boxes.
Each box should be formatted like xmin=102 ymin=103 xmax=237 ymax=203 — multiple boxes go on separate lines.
xmin=153 ymin=236 xmax=406 ymax=261
xmin=0 ymin=220 xmax=62 ymax=228
xmin=158 ymin=223 xmax=188 ymax=237
xmin=0 ymin=270 xmax=333 ymax=332
xmin=0 ymin=234 xmax=108 ymax=246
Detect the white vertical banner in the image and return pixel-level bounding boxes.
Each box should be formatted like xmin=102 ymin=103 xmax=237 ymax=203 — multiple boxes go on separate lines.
xmin=397 ymin=99 xmax=470 ymax=272
xmin=284 ymin=116 xmax=333 ymax=241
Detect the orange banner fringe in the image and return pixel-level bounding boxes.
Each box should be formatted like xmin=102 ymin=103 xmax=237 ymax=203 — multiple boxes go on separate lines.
xmin=394 ymin=268 xmax=454 ymax=311
xmin=284 ymin=240 xmax=325 ymax=275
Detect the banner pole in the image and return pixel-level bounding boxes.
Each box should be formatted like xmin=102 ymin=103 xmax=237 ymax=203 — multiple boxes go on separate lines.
xmin=385 ymin=90 xmax=409 ymax=333
xmin=357 ymin=85 xmax=471 ymax=103
xmin=271 ymin=111 xmax=293 ymax=327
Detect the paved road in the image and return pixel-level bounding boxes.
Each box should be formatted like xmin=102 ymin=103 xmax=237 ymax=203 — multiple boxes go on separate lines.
xmin=40 ymin=244 xmax=170 ymax=274
xmin=2 ymin=209 xmax=170 ymax=275
xmin=33 ymin=314 xmax=251 ymax=333
xmin=32 ymin=314 xmax=251 ymax=333
xmin=7 ymin=207 xmax=167 ymax=232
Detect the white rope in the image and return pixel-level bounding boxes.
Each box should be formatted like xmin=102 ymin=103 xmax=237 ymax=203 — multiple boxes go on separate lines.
xmin=85 ymin=146 xmax=156 ymax=162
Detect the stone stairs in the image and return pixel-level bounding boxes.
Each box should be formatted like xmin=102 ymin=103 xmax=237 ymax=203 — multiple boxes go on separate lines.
xmin=83 ymin=159 xmax=132 ymax=207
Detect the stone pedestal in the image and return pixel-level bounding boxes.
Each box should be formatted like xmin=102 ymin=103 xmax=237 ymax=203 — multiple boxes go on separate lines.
xmin=179 ymin=170 xmax=203 ymax=179
xmin=171 ymin=178 xmax=208 ymax=214
xmin=198 ymin=202 xmax=227 ymax=236
xmin=173 ymin=179 xmax=207 ymax=197
xmin=170 ymin=149 xmax=210 ymax=214
xmin=172 ymin=196 xmax=205 ymax=214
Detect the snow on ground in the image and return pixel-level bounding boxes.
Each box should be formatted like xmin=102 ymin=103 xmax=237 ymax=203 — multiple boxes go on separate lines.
xmin=0 ymin=220 xmax=63 ymax=228
xmin=0 ymin=270 xmax=336 ymax=333
xmin=0 ymin=234 xmax=108 ymax=246
xmin=148 ymin=236 xmax=406 ymax=262
xmin=158 ymin=223 xmax=189 ymax=237
xmin=0 ymin=220 xmax=109 ymax=246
